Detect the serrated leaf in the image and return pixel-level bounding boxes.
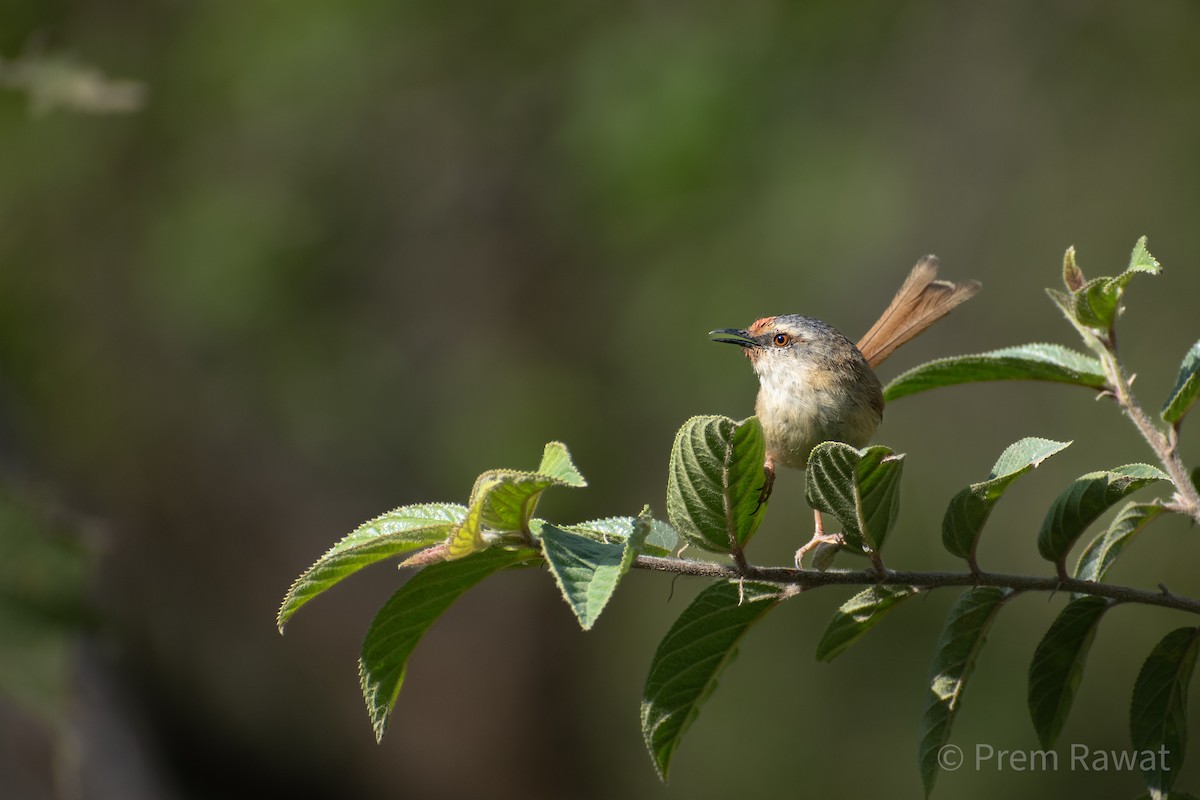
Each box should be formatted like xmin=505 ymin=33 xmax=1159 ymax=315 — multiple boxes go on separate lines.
xmin=942 ymin=438 xmax=1071 ymax=562
xmin=278 ymin=503 xmax=466 ymax=631
xmin=641 ymin=580 xmax=781 ymax=781
xmin=1071 ymin=276 xmax=1124 ymax=330
xmin=1073 ymin=502 xmax=1166 ymax=593
xmin=1027 ymin=596 xmax=1110 ymax=748
xmin=1163 ymin=340 xmax=1200 ymax=425
xmin=446 ymin=478 xmax=496 ymax=559
xmin=359 ymin=547 xmax=535 ymax=741
xmin=919 ymin=587 xmax=1014 ymax=797
xmin=565 ymin=515 xmax=678 ymax=557
xmin=805 ymin=442 xmax=904 ymax=553
xmin=883 ymin=344 xmax=1107 ymax=403
xmin=816 ymin=585 xmax=918 ymax=662
xmin=1129 ymin=235 xmax=1162 ymax=275
xmin=536 ymin=441 xmax=587 ymax=487
xmin=446 ymin=442 xmax=588 ymax=560
xmin=666 ymin=415 xmax=767 ymax=554
xmin=1067 ymin=236 xmax=1161 ymax=331
xmin=1130 ymin=626 xmax=1200 ymax=797
xmin=1047 ymin=287 xmax=1107 ymax=354
xmin=1037 ymin=464 xmax=1168 ymax=565
xmin=541 ymin=514 xmax=647 ymax=630
xmin=478 ymin=451 xmax=588 ymax=531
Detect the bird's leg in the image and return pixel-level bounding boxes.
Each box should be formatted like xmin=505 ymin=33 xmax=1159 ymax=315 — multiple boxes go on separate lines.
xmin=794 ymin=509 xmax=843 ymax=568
xmin=756 ymin=458 xmax=775 ymax=510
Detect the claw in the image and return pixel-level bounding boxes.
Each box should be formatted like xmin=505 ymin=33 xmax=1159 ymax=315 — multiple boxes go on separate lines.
xmin=794 ymin=510 xmax=842 ymax=568
xmin=755 ymin=460 xmax=775 ymax=512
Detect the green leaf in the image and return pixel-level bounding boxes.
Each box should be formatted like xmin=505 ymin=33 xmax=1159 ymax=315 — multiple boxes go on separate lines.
xmin=1071 ymin=276 xmax=1125 ymax=330
xmin=536 ymin=440 xmax=587 ymax=487
xmin=359 ymin=547 xmax=536 ymax=741
xmin=1047 ymin=287 xmax=1107 ymax=354
xmin=918 ymin=587 xmax=1014 ymax=798
xmin=942 ymin=438 xmax=1071 ymax=563
xmin=1130 ymin=626 xmax=1200 ymax=797
xmin=1027 ymin=596 xmax=1110 ymax=748
xmin=1067 ymin=236 xmax=1161 ymax=331
xmin=540 ymin=513 xmax=648 ymax=630
xmin=1037 ymin=465 xmax=1169 ymax=565
xmin=447 ymin=442 xmax=588 ymax=560
xmin=446 ymin=478 xmax=494 ymax=559
xmin=816 ymin=585 xmax=918 ymax=662
xmin=1073 ymin=502 xmax=1166 ymax=592
xmin=805 ymin=442 xmax=904 ymax=553
xmin=641 ymin=580 xmax=781 ymax=781
xmin=1129 ymin=235 xmax=1163 ymax=275
xmin=665 ymin=415 xmax=767 ymax=554
xmin=883 ymin=344 xmax=1107 ymax=403
xmin=1062 ymin=245 xmax=1085 ymax=291
xmin=1162 ymin=340 xmax=1200 ymax=425
xmin=481 ymin=442 xmax=588 ymax=530
xmin=278 ymin=503 xmax=465 ymax=632
xmin=565 ymin=515 xmax=678 ymax=557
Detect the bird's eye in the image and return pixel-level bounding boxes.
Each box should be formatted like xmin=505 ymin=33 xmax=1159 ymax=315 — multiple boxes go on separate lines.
xmin=772 ymin=332 xmax=790 ymax=347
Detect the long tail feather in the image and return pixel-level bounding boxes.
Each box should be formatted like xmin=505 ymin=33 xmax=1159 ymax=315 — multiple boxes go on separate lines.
xmin=856 ymin=256 xmax=980 ymax=368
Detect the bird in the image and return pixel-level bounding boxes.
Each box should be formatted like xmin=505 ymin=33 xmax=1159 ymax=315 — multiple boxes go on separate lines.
xmin=710 ymin=256 xmax=980 ymax=567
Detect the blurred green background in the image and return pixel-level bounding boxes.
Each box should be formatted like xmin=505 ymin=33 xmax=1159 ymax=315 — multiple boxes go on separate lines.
xmin=3 ymin=2 xmax=1200 ymax=798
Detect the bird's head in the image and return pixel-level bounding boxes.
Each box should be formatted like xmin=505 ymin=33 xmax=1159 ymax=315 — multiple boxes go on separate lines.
xmin=710 ymin=314 xmax=827 ymax=363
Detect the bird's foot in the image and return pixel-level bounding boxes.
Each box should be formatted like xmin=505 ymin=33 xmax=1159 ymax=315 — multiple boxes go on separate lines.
xmin=755 ymin=462 xmax=775 ymax=511
xmin=794 ymin=531 xmax=844 ymax=569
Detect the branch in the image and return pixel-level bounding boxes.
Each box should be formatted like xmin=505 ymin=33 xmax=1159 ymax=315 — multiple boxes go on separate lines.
xmin=632 ymin=554 xmax=1200 ymax=615
xmin=1098 ymin=347 xmax=1200 ymax=524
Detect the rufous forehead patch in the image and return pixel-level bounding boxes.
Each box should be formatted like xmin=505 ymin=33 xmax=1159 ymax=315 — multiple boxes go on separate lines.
xmin=747 ymin=316 xmax=777 ymax=335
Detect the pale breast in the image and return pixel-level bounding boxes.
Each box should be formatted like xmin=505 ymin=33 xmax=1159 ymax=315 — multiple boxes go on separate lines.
xmin=753 ymin=357 xmax=882 ymax=470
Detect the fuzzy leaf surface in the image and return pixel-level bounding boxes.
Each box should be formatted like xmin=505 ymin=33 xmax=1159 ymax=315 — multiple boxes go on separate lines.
xmin=641 ymin=580 xmax=780 ymax=781
xmin=1027 ymin=596 xmax=1109 ymax=748
xmin=1069 ymin=235 xmax=1161 ymax=329
xmin=359 ymin=547 xmax=535 ymax=741
xmin=1037 ymin=464 xmax=1168 ymax=564
xmin=540 ymin=513 xmax=648 ymax=630
xmin=1073 ymin=502 xmax=1166 ymax=593
xmin=816 ymin=585 xmax=918 ymax=662
xmin=806 ymin=442 xmax=904 ymax=553
xmin=1130 ymin=626 xmax=1200 ymax=797
xmin=1163 ymin=339 xmax=1200 ymax=425
xmin=942 ymin=438 xmax=1071 ymax=561
xmin=918 ymin=587 xmax=1014 ymax=797
xmin=666 ymin=415 xmax=766 ymax=553
xmin=565 ymin=515 xmax=678 ymax=556
xmin=883 ymin=343 xmax=1106 ymax=402
xmin=447 ymin=442 xmax=587 ymax=560
xmin=278 ymin=503 xmax=466 ymax=631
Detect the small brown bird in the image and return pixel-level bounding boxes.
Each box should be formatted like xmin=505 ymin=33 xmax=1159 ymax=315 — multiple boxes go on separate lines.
xmin=710 ymin=256 xmax=979 ymax=566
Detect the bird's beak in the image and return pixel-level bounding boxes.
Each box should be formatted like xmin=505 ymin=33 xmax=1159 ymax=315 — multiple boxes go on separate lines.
xmin=709 ymin=328 xmax=758 ymax=348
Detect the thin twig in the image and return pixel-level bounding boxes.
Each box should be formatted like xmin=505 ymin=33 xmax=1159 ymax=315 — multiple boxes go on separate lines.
xmin=631 ymin=555 xmax=1200 ymax=615
xmin=1098 ymin=348 xmax=1200 ymax=524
